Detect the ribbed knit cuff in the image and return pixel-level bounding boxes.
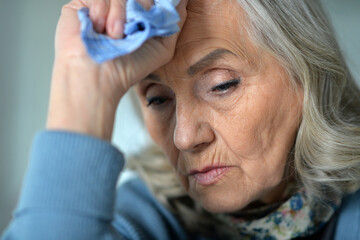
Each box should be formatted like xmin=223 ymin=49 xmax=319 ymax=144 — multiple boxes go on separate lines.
xmin=16 ymin=131 xmax=124 ymax=220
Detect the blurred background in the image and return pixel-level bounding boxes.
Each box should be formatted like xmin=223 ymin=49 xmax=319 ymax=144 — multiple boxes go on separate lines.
xmin=0 ymin=0 xmax=359 ymax=234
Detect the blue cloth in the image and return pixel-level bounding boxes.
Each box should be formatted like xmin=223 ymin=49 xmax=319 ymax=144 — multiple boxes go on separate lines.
xmin=78 ymin=0 xmax=180 ymax=63
xmin=1 ymin=131 xmax=360 ymax=239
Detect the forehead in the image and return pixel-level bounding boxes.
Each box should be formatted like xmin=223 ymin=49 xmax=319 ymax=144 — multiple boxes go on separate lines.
xmin=159 ymin=0 xmax=260 ymax=77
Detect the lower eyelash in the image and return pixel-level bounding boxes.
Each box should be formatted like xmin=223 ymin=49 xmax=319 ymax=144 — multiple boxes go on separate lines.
xmin=211 ymin=78 xmax=241 ymax=92
xmin=146 ymin=96 xmax=168 ymax=107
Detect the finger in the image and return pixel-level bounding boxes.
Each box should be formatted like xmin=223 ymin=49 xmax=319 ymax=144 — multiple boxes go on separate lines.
xmin=106 ymin=0 xmax=126 ymax=39
xmin=88 ymin=0 xmax=110 ymax=33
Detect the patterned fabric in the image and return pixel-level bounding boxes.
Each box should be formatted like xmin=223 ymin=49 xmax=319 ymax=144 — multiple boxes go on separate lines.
xmin=215 ymin=188 xmax=341 ymax=240
xmin=77 ymin=0 xmax=180 ymax=63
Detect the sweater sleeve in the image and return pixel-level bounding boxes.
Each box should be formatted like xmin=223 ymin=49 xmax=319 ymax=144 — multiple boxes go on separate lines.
xmin=1 ymin=131 xmax=125 ymax=240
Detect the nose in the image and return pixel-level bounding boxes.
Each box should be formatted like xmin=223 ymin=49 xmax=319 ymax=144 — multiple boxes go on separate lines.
xmin=173 ymin=102 xmax=215 ymax=152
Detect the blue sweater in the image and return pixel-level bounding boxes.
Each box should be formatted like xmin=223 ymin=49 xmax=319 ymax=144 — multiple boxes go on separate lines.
xmin=1 ymin=131 xmax=360 ymax=239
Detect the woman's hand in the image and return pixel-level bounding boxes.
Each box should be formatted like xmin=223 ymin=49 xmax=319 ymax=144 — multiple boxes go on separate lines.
xmin=46 ymin=0 xmax=188 ymax=141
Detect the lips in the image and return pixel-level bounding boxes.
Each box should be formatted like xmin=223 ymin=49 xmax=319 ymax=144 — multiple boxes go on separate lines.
xmin=190 ymin=166 xmax=230 ymax=186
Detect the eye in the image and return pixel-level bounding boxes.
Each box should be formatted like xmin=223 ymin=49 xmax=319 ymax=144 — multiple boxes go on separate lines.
xmin=146 ymin=96 xmax=169 ymax=107
xmin=211 ymin=78 xmax=241 ymax=93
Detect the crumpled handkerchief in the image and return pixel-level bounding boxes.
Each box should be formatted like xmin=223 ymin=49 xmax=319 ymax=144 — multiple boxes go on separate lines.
xmin=78 ymin=0 xmax=180 ymax=63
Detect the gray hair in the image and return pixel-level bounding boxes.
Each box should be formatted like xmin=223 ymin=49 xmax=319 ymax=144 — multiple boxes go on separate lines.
xmin=127 ymin=0 xmax=360 ymax=236
xmin=239 ymin=0 xmax=360 ymax=199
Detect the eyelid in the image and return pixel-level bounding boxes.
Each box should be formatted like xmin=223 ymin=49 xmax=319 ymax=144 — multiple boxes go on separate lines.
xmin=143 ymin=82 xmax=172 ymax=98
xmin=146 ymin=96 xmax=169 ymax=107
xmin=143 ymin=82 xmax=158 ymax=95
xmin=211 ymin=78 xmax=241 ymax=92
xmin=144 ymin=83 xmax=174 ymax=109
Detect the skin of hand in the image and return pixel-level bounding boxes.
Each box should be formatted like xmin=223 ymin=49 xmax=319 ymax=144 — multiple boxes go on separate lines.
xmin=46 ymin=0 xmax=188 ymax=140
xmin=136 ymin=0 xmax=304 ymax=213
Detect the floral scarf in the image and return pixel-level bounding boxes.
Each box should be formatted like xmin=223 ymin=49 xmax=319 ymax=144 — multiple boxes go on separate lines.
xmin=215 ymin=188 xmax=341 ymax=240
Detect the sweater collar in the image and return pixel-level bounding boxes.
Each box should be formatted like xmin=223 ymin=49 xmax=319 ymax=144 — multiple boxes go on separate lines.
xmin=215 ymin=188 xmax=341 ymax=239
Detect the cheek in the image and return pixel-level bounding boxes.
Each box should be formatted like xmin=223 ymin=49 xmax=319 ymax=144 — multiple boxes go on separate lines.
xmin=213 ymin=78 xmax=300 ymax=186
xmin=220 ymin=73 xmax=301 ymax=159
xmin=143 ymin=112 xmax=191 ymax=190
xmin=143 ymin=110 xmax=178 ymax=163
xmin=143 ymin=114 xmax=162 ymax=144
xmin=213 ymin=99 xmax=264 ymax=159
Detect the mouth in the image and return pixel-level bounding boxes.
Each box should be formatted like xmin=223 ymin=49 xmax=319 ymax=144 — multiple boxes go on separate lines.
xmin=189 ymin=166 xmax=231 ymax=186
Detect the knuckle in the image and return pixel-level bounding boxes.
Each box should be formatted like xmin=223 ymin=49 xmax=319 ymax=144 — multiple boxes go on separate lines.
xmin=108 ymin=0 xmax=126 ymax=23
xmin=110 ymin=0 xmax=126 ymax=13
xmin=112 ymin=0 xmax=125 ymax=7
xmin=61 ymin=4 xmax=70 ymax=15
xmin=162 ymin=48 xmax=174 ymax=64
xmin=61 ymin=1 xmax=80 ymax=14
xmin=92 ymin=0 xmax=109 ymax=16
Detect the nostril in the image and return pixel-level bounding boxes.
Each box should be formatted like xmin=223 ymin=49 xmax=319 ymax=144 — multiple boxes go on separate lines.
xmin=193 ymin=142 xmax=209 ymax=152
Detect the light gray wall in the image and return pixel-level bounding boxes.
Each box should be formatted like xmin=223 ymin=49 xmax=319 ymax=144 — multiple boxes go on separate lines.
xmin=323 ymin=0 xmax=360 ymax=84
xmin=0 ymin=0 xmax=67 ymax=232
xmin=0 ymin=0 xmax=359 ymax=233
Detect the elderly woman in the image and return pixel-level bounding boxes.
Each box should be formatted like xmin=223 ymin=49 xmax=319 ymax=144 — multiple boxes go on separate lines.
xmin=2 ymin=0 xmax=360 ymax=239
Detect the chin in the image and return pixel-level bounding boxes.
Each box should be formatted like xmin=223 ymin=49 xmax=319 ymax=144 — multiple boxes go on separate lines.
xmin=201 ymin=201 xmax=238 ymax=214
xmin=189 ymin=184 xmax=252 ymax=214
xmin=198 ymin=195 xmax=249 ymax=214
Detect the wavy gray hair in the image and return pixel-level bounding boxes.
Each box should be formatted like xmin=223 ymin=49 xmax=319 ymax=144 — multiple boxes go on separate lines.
xmin=127 ymin=0 xmax=360 ymax=237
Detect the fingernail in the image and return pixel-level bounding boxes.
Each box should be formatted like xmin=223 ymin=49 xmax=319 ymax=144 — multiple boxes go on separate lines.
xmin=95 ymin=18 xmax=105 ymax=33
xmin=112 ymin=20 xmax=123 ymax=38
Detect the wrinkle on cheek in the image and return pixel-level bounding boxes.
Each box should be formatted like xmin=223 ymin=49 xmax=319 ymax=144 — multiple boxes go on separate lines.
xmin=252 ymin=100 xmax=278 ymax=158
xmin=212 ymin=101 xmax=255 ymax=159
xmin=254 ymin=79 xmax=300 ymax=163
xmin=210 ymin=146 xmax=222 ymax=166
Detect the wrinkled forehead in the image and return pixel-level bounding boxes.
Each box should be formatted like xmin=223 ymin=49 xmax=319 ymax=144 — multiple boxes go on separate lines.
xmin=160 ymin=0 xmax=261 ymax=77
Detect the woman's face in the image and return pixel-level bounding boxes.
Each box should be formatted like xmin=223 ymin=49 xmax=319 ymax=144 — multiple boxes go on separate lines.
xmin=136 ymin=0 xmax=303 ymax=213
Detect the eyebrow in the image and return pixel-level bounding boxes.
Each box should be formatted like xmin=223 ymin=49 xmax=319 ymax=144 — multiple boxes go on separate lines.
xmin=144 ymin=48 xmax=235 ymax=82
xmin=187 ymin=48 xmax=235 ymax=76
